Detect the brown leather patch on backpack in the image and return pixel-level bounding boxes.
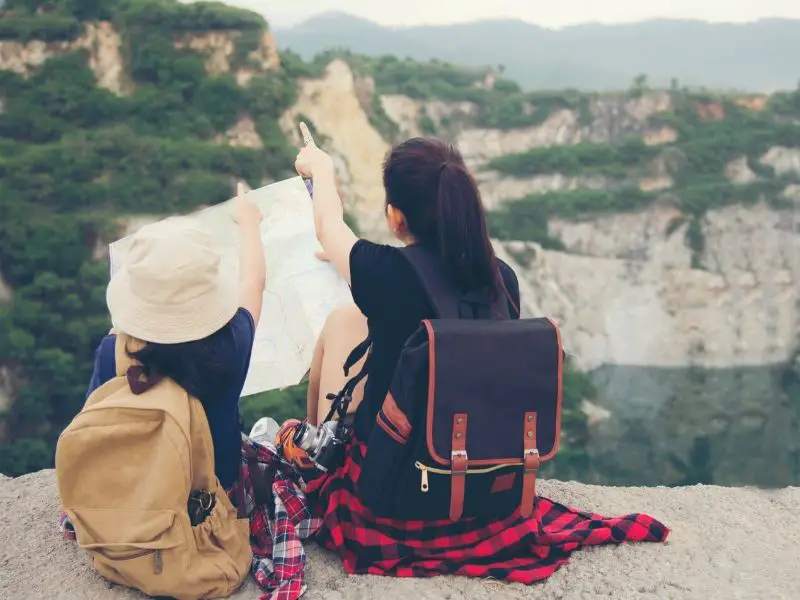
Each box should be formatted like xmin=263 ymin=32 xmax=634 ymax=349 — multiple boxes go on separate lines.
xmin=491 ymin=473 xmax=516 ymax=494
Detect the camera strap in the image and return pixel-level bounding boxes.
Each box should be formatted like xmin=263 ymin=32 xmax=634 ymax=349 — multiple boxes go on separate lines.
xmin=322 ymin=335 xmax=372 ymax=424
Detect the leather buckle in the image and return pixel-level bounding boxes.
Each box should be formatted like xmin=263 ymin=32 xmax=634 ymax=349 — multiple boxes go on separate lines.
xmin=451 ymin=449 xmax=468 ymax=474
xmin=524 ymin=448 xmax=540 ymax=473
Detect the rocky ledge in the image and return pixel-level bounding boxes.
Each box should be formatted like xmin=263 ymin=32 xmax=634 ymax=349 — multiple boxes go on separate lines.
xmin=1 ymin=471 xmax=796 ymax=599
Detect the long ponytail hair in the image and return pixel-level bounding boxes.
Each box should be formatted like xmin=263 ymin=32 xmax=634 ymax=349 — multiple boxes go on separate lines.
xmin=383 ymin=138 xmax=499 ymax=294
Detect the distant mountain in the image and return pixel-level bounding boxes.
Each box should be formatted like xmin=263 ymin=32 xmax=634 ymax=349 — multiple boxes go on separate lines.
xmin=275 ymin=13 xmax=800 ymax=92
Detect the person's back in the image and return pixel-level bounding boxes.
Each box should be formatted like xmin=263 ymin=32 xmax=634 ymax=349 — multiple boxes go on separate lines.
xmin=57 ymin=188 xmax=268 ymax=599
xmin=81 ymin=185 xmax=266 ymax=490
xmin=57 ymin=332 xmax=252 ymax=599
xmin=297 ymin=136 xmax=520 ymax=434
xmin=347 ymin=240 xmax=520 ymax=442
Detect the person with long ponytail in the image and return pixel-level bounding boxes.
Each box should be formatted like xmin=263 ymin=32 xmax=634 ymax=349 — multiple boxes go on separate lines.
xmin=287 ymin=131 xmax=669 ymax=586
xmin=293 ymin=134 xmax=519 ymax=434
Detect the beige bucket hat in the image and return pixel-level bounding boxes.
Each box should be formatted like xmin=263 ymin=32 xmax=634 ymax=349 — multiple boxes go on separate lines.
xmin=106 ymin=216 xmax=239 ymax=344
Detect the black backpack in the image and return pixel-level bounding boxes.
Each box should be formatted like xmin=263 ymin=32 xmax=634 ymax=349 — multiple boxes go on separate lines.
xmin=339 ymin=245 xmax=563 ymax=522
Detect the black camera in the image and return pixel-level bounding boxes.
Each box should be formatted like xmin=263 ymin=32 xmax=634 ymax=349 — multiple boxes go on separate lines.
xmin=292 ymin=419 xmax=351 ymax=472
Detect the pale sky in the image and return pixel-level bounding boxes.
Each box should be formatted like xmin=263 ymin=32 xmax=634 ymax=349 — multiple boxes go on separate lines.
xmin=227 ymin=0 xmax=800 ymax=28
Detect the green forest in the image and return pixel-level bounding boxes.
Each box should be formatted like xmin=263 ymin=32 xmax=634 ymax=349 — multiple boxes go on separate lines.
xmin=0 ymin=1 xmax=798 ymax=480
xmin=0 ymin=0 xmax=306 ymax=475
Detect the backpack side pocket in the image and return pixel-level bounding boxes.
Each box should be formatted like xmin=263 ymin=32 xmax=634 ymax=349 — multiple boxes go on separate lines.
xmin=358 ymin=392 xmax=413 ymax=514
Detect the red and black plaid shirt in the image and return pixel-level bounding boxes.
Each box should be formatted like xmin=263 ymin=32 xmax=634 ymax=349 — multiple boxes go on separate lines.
xmin=306 ymin=439 xmax=669 ymax=583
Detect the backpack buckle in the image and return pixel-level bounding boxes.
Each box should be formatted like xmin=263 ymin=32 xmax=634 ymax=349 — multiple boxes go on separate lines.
xmin=450 ymin=450 xmax=468 ymax=474
xmin=523 ymin=448 xmax=540 ymax=473
xmin=449 ymin=414 xmax=469 ymax=521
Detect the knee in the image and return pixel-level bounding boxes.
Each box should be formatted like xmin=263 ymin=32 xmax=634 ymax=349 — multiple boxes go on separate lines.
xmin=325 ymin=303 xmax=366 ymax=334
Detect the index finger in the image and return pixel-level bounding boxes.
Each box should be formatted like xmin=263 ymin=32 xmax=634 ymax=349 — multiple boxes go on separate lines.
xmin=299 ymin=122 xmax=315 ymax=147
xmin=237 ymin=181 xmax=245 ymax=198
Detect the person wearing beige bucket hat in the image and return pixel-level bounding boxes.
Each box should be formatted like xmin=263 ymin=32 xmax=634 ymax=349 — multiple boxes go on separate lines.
xmin=83 ymin=183 xmax=266 ymax=489
xmin=106 ymin=216 xmax=241 ymax=344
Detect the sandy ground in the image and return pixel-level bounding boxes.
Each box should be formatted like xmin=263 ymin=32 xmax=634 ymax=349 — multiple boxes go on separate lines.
xmin=1 ymin=471 xmax=797 ymax=600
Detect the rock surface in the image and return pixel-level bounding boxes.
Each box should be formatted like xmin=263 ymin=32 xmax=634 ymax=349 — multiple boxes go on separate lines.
xmin=215 ymin=115 xmax=264 ymax=149
xmin=477 ymin=171 xmax=611 ymax=209
xmin=515 ymin=202 xmax=799 ymax=369
xmin=0 ymin=21 xmax=130 ymax=95
xmin=280 ymin=59 xmax=391 ymax=237
xmin=454 ymin=92 xmax=673 ymax=168
xmin=1 ymin=470 xmax=798 ymax=600
xmin=760 ymin=146 xmax=800 ymax=178
xmin=173 ymin=30 xmax=280 ymax=83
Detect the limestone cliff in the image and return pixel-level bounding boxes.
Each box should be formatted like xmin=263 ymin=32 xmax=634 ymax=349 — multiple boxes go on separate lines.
xmin=173 ymin=28 xmax=279 ymax=85
xmin=280 ymin=60 xmax=392 ymax=238
xmin=515 ymin=202 xmax=798 ymax=369
xmin=0 ymin=20 xmax=281 ymax=94
xmin=0 ymin=21 xmax=130 ymax=95
xmin=281 ymin=60 xmax=800 ymax=372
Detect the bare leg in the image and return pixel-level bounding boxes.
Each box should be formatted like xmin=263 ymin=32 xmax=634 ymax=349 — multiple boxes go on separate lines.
xmin=307 ymin=303 xmax=369 ymax=426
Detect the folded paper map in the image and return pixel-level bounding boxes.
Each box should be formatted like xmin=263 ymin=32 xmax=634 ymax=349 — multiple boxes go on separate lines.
xmin=109 ymin=176 xmax=353 ymax=395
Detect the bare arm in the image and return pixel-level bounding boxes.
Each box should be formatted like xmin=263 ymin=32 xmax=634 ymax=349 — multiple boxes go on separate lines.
xmin=233 ymin=183 xmax=266 ymax=325
xmin=306 ymin=331 xmax=324 ymax=425
xmin=237 ymin=221 xmax=266 ymax=324
xmin=311 ymin=169 xmax=358 ymax=284
xmin=296 ymin=123 xmax=358 ymax=284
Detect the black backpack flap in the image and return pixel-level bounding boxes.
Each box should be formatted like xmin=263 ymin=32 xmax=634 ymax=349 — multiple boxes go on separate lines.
xmin=423 ymin=316 xmax=563 ymax=467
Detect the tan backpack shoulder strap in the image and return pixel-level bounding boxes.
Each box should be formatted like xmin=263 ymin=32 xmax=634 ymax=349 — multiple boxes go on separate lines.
xmin=114 ymin=331 xmax=219 ymax=490
xmin=188 ymin=396 xmax=218 ymax=492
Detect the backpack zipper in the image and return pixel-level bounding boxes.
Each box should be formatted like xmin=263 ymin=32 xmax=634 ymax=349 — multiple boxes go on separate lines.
xmin=415 ymin=461 xmax=522 ymax=493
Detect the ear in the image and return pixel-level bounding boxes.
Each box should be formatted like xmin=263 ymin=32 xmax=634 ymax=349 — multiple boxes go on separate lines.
xmin=386 ymin=204 xmax=407 ymax=234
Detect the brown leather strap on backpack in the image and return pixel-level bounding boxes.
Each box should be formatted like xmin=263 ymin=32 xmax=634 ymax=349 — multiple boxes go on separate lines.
xmin=449 ymin=413 xmax=468 ymax=521
xmin=520 ymin=411 xmax=540 ymax=518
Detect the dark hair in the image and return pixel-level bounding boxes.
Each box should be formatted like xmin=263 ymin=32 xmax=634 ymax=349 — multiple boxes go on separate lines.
xmin=127 ymin=322 xmax=235 ymax=403
xmin=383 ymin=137 xmax=499 ymax=294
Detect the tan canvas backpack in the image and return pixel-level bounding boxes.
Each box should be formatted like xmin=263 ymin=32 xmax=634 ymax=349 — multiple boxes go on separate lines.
xmin=55 ymin=333 xmax=252 ymax=600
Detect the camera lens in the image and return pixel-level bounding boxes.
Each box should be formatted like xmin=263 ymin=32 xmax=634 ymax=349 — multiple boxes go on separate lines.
xmin=293 ymin=421 xmax=317 ymax=453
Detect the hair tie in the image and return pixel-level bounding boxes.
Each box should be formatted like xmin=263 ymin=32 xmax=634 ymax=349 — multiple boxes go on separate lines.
xmin=440 ymin=162 xmax=449 ymax=172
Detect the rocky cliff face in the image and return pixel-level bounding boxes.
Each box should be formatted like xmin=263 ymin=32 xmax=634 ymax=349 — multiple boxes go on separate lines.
xmin=0 ymin=21 xmax=280 ymax=96
xmin=173 ymin=28 xmax=279 ymax=85
xmin=281 ymin=60 xmax=800 ymax=372
xmin=0 ymin=21 xmax=130 ymax=95
xmin=280 ymin=60 xmax=393 ymax=238
xmin=519 ymin=202 xmax=798 ymax=370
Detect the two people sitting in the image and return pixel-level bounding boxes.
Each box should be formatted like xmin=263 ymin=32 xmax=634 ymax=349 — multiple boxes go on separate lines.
xmin=60 ymin=135 xmax=519 ymax=595
xmin=56 ymin=133 xmax=668 ymax=599
xmin=78 ymin=134 xmax=519 ymax=489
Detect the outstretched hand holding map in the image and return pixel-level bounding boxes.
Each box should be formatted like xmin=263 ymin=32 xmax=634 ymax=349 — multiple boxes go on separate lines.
xmin=109 ymin=142 xmax=353 ymax=395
